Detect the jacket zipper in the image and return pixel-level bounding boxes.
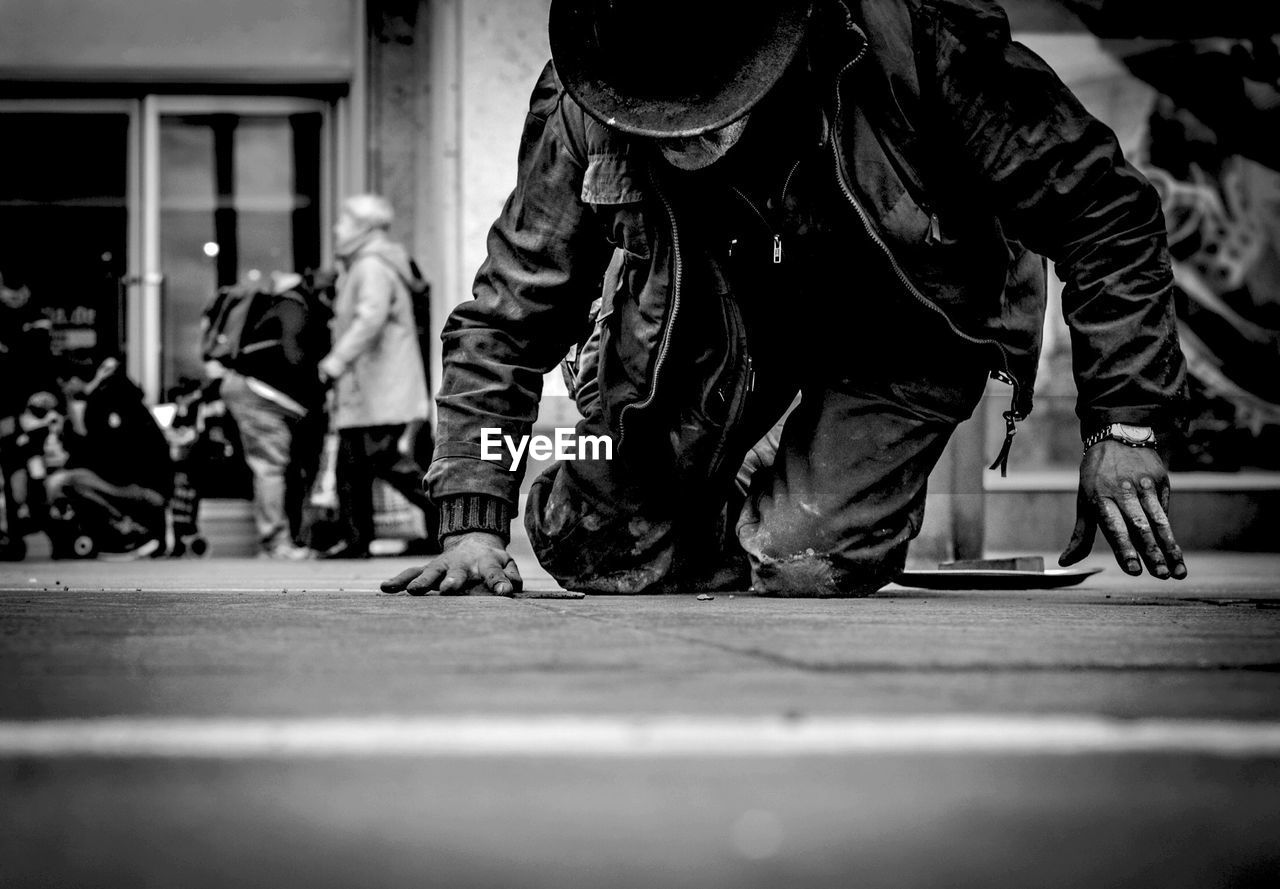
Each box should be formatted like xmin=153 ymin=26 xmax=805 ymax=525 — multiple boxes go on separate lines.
xmin=618 ymin=168 xmax=684 ymax=453
xmin=828 ymin=32 xmax=1024 ymax=475
xmin=926 ymin=210 xmax=943 ymax=246
xmin=707 ymin=298 xmax=755 ymax=481
xmin=729 ymin=157 xmax=803 ymax=265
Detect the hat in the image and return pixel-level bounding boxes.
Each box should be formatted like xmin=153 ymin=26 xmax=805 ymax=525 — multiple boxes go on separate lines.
xmin=550 ymin=0 xmax=816 ymax=138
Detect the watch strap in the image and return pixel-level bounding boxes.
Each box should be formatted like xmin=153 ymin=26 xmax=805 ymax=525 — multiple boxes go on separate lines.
xmin=1083 ymin=424 xmax=1157 ymax=454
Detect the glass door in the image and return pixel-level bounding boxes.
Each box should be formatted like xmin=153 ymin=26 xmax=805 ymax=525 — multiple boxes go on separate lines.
xmin=0 ymin=101 xmax=137 ymax=387
xmin=142 ymin=97 xmax=330 ymax=400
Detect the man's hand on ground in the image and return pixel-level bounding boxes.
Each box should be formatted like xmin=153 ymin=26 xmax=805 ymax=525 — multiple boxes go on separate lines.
xmin=1060 ymin=441 xmax=1187 ymax=580
xmin=380 ymin=532 xmax=523 ymax=596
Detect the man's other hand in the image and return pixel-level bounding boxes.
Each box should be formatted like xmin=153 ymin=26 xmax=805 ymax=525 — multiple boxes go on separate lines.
xmin=1060 ymin=441 xmax=1187 ymax=580
xmin=380 ymin=532 xmax=523 ymax=596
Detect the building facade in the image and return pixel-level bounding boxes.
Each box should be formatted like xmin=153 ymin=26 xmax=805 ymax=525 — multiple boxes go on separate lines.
xmin=0 ymin=0 xmax=549 ymax=404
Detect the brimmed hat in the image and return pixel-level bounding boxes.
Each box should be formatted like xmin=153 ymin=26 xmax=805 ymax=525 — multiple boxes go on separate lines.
xmin=550 ymin=0 xmax=816 ymax=138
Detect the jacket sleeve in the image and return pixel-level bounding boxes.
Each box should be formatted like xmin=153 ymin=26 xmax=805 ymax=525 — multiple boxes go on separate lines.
xmin=426 ymin=61 xmax=609 ymax=511
xmin=923 ymin=0 xmax=1186 ymax=435
xmin=321 ymin=261 xmax=395 ymax=378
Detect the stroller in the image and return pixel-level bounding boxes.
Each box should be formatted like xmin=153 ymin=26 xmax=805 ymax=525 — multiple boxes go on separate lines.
xmin=160 ymin=380 xmax=249 ymax=558
xmin=160 ymin=384 xmax=209 ymax=557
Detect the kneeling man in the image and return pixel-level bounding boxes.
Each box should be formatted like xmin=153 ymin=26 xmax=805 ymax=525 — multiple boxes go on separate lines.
xmin=387 ymin=0 xmax=1188 ymax=596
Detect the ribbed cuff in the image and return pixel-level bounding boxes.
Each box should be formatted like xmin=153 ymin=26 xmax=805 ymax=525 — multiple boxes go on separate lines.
xmin=437 ymin=495 xmax=512 ymax=543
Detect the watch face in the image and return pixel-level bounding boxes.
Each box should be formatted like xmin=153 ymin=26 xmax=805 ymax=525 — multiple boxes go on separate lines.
xmin=1113 ymin=424 xmax=1155 ymax=444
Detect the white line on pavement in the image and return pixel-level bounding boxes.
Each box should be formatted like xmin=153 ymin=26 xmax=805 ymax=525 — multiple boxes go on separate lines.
xmin=2 ymin=716 xmax=1280 ymax=758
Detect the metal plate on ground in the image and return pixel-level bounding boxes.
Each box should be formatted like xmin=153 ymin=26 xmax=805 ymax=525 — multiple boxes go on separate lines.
xmin=893 ymin=567 xmax=1103 ymax=590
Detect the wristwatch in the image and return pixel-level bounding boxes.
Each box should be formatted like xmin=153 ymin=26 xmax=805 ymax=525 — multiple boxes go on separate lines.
xmin=1083 ymin=423 xmax=1157 ymax=454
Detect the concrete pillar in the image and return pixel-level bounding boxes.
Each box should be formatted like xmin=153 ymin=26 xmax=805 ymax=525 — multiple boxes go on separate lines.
xmin=363 ymin=0 xmax=551 ymax=400
xmin=365 ymin=0 xmax=425 ymax=247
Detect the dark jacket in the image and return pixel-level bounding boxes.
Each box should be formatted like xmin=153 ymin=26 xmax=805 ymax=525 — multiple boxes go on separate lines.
xmin=428 ymin=0 xmax=1186 ymax=511
xmin=236 ymin=285 xmax=326 ymax=411
xmin=69 ymin=373 xmax=173 ymax=498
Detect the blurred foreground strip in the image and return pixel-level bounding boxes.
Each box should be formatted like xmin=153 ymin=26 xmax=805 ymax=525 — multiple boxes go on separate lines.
xmin=2 ymin=716 xmax=1279 ymax=758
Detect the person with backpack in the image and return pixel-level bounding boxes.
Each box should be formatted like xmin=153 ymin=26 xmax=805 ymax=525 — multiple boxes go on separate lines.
xmin=318 ymin=194 xmax=438 ymax=559
xmin=212 ymin=271 xmax=328 ymax=560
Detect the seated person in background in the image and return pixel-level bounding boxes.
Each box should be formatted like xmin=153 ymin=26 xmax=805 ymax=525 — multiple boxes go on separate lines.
xmin=217 ymin=271 xmax=328 ymax=560
xmin=48 ymin=358 xmax=173 ymax=559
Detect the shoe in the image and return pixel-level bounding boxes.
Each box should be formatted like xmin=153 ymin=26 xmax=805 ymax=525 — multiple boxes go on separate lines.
xmin=99 ymin=536 xmax=161 ymax=561
xmin=320 ymin=540 xmax=370 ymax=560
xmin=259 ymin=542 xmax=315 ymax=561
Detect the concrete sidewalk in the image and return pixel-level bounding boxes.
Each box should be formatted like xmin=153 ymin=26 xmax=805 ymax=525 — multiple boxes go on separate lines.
xmin=1 ymin=551 xmax=1278 ymax=888
xmin=4 ymin=551 xmax=1278 ymax=719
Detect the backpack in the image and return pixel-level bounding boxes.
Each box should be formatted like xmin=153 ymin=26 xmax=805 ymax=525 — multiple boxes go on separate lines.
xmin=200 ymin=284 xmax=271 ymax=368
xmin=201 ymin=284 xmax=309 ymax=369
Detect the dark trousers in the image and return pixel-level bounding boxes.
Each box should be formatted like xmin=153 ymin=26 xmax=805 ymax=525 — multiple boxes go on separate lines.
xmin=336 ymin=424 xmax=438 ymax=549
xmin=286 ymin=408 xmax=327 ymax=544
xmin=525 ymin=364 xmax=989 ymax=597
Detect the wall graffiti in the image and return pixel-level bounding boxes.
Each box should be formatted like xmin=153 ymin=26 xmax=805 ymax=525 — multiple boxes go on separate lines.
xmin=1126 ymin=35 xmax=1280 ymax=469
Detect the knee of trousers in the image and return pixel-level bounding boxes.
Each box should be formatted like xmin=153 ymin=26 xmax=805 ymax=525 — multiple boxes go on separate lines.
xmin=523 ymin=461 xmax=675 ymax=594
xmin=737 ymin=496 xmax=922 ymax=598
xmin=745 ymin=541 xmax=908 ymax=598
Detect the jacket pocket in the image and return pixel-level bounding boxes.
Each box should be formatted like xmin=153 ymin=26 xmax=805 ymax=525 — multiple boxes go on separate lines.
xmin=584 ymin=151 xmax=652 ymax=261
xmin=581 ymin=152 xmax=647 ymax=205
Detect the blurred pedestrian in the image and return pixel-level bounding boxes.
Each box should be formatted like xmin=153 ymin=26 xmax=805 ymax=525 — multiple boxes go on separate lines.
xmin=217 ymin=271 xmax=328 ymax=560
xmin=319 ymin=195 xmax=438 ymax=558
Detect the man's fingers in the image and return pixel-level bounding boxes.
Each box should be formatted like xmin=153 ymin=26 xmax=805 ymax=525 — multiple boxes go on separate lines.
xmin=1116 ymin=486 xmax=1168 ymax=578
xmin=1138 ymin=478 xmax=1187 ymax=579
xmin=503 ymin=559 xmax=524 ymax=593
xmin=1059 ymin=508 xmax=1095 ymax=566
xmin=384 ymin=541 xmax=522 ymax=599
xmin=482 ymin=561 xmax=515 ymax=596
xmin=381 ymin=566 xmax=424 ymax=594
xmin=1097 ymin=497 xmax=1142 ymax=575
xmin=438 ymin=566 xmax=472 ymax=595
xmin=406 ymin=561 xmax=447 ymax=595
